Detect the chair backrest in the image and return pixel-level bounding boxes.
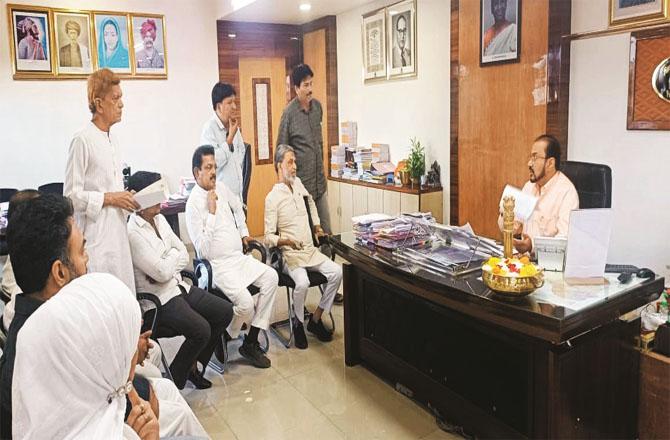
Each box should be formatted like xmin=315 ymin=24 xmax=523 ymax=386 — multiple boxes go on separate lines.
xmin=303 ymin=196 xmax=320 ymax=247
xmin=37 ymin=182 xmax=64 ymax=195
xmin=242 ymin=143 xmax=252 ymax=206
xmin=0 ymin=188 xmax=17 ymax=204
xmin=561 ymin=161 xmax=612 ymax=209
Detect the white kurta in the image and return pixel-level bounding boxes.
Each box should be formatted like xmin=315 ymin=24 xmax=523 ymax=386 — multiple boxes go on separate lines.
xmin=64 ymin=121 xmax=135 ymax=291
xmin=185 ymin=183 xmax=265 ymax=292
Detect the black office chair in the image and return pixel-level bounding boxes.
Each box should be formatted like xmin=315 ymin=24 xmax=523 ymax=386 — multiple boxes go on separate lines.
xmin=37 ymin=182 xmax=64 ymax=195
xmin=193 ymin=239 xmax=270 ymax=373
xmin=242 ymin=143 xmax=252 ymax=207
xmin=0 ymin=189 xmax=17 ymax=204
xmin=268 ymin=196 xmax=336 ymax=348
xmin=561 ymin=161 xmax=612 ymax=209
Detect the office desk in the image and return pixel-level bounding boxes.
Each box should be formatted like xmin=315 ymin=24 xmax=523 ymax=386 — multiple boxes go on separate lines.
xmin=332 ymin=233 xmax=664 ymax=439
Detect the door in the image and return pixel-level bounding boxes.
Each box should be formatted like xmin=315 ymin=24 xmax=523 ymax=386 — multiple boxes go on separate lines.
xmin=238 ymin=57 xmax=287 ymax=236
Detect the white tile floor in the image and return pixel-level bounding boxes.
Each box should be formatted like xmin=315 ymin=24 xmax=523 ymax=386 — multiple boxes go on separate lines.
xmin=177 ymin=291 xmax=463 ymax=440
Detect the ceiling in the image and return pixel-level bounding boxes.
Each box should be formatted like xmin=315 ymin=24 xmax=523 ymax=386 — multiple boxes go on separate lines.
xmin=219 ymin=0 xmax=373 ymax=24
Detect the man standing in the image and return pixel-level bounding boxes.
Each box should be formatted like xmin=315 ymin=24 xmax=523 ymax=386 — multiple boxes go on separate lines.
xmin=200 ymin=82 xmax=246 ymax=204
xmin=277 ymin=64 xmax=331 ymax=234
xmin=265 ymin=145 xmax=341 ymax=349
xmin=499 ymin=134 xmax=579 ymax=254
xmin=64 ymin=68 xmax=139 ymax=290
xmin=185 ymin=146 xmax=277 ymax=368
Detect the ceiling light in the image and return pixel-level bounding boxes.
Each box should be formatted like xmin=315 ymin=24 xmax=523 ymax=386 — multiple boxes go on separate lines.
xmin=299 ymin=3 xmax=312 ymax=12
xmin=228 ymin=33 xmax=237 ymax=38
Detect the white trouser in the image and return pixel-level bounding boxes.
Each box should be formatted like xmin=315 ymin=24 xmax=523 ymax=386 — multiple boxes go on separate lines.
xmin=226 ymin=265 xmax=278 ymax=338
xmin=285 ymin=258 xmax=342 ymax=323
xmin=148 ymin=377 xmax=209 ymax=439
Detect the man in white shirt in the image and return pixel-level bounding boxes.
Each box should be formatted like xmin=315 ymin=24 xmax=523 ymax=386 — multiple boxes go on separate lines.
xmin=64 ymin=68 xmax=140 ymax=291
xmin=265 ymin=145 xmax=341 ymax=349
xmin=126 ymin=171 xmax=233 ymax=390
xmin=200 ymin=82 xmax=246 ymax=204
xmin=186 ymin=145 xmax=278 ymax=368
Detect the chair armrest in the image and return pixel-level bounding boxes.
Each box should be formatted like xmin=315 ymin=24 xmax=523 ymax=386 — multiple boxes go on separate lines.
xmin=268 ymin=246 xmax=285 ymax=274
xmin=136 ymin=292 xmax=162 ymax=333
xmin=180 ymin=269 xmax=197 ymax=285
xmin=245 ymin=239 xmax=267 ymax=263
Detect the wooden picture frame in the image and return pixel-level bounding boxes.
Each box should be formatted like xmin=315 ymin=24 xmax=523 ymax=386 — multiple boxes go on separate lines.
xmin=480 ymin=0 xmax=521 ymax=66
xmin=362 ymin=8 xmax=387 ymax=82
xmin=7 ymin=4 xmax=54 ymax=79
xmin=52 ymin=9 xmax=95 ymax=78
xmin=627 ymin=26 xmax=670 ymax=130
xmin=252 ymin=78 xmax=273 ymax=166
xmin=610 ymin=0 xmax=669 ymax=29
xmin=130 ymin=13 xmax=167 ymax=79
xmin=93 ymin=12 xmax=132 ymax=75
xmin=387 ymin=0 xmax=417 ymax=79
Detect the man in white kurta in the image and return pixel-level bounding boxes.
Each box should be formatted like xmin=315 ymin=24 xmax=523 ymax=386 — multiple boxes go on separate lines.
xmin=64 ymin=68 xmax=139 ymax=291
xmin=264 ymin=145 xmax=341 ymax=349
xmin=185 ymin=145 xmax=277 ymax=368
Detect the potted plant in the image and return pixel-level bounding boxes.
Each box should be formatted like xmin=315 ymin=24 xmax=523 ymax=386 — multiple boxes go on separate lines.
xmin=406 ymin=137 xmax=425 ymax=188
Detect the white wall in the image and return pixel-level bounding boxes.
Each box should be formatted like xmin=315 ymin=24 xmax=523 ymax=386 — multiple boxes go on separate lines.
xmin=336 ymin=0 xmax=451 ymax=221
xmin=569 ymin=0 xmax=670 ymax=281
xmin=0 ymin=0 xmax=220 ymax=193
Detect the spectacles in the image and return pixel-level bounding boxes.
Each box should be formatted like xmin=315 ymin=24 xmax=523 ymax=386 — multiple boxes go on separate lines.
xmin=528 ymin=154 xmax=546 ymax=163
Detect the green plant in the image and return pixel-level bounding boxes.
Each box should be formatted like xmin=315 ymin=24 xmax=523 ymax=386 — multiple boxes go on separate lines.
xmin=406 ymin=137 xmax=425 ymax=179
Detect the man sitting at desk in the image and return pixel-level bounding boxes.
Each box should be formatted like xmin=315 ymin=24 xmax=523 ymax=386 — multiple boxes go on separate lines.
xmin=264 ymin=144 xmax=341 ymax=349
xmin=185 ymin=145 xmax=278 ymax=368
xmin=500 ymin=134 xmax=579 ymax=254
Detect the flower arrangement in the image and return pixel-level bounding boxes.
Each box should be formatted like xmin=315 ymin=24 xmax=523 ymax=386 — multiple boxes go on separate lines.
xmin=482 ymin=256 xmax=539 ymax=278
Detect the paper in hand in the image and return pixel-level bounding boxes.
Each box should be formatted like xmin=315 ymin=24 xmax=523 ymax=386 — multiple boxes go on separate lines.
xmin=134 ymin=179 xmax=168 ymax=210
xmin=499 ymin=185 xmax=538 ymax=221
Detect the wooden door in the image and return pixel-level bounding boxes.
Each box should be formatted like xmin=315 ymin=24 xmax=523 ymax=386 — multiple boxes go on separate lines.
xmin=239 ymin=56 xmax=287 ymax=236
xmin=303 ymin=29 xmax=330 ymax=179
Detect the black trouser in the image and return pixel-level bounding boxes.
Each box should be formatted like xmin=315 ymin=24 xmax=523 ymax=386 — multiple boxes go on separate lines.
xmin=153 ymin=286 xmax=233 ymax=389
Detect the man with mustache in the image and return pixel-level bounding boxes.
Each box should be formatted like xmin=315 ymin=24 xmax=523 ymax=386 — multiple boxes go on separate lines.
xmin=499 ymin=134 xmax=579 ymax=254
xmin=185 ymin=145 xmax=277 ymax=368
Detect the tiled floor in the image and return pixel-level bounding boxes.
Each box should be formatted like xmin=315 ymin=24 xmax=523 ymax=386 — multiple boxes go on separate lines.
xmin=178 ymin=292 xmax=462 ymax=440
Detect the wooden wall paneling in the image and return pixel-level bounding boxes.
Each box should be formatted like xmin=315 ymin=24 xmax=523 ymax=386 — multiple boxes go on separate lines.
xmin=303 ymin=29 xmax=330 ymax=178
xmin=457 ymin=0 xmax=549 ymax=239
xmin=450 ymin=0 xmax=460 ymax=226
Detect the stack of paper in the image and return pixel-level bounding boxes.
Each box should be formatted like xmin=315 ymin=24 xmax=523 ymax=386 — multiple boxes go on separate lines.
xmin=352 ymin=214 xmax=432 ymax=249
xmin=371 ymin=143 xmax=390 ymax=163
xmin=135 ymin=178 xmax=169 ymax=210
xmin=353 ymin=147 xmax=372 ymax=174
xmin=330 ymin=145 xmax=346 ymax=178
xmin=340 ymin=121 xmax=358 ymax=147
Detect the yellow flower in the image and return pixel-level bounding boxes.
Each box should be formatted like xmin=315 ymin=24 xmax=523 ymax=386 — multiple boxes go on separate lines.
xmin=487 ymin=257 xmax=501 ymax=267
xmin=520 ymin=265 xmax=538 ymax=277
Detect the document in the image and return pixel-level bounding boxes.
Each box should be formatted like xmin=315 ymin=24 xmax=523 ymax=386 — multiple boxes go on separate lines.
xmin=134 ymin=179 xmax=168 ymax=210
xmin=499 ymin=185 xmax=538 ymax=221
xmin=564 ymin=209 xmax=613 ymax=281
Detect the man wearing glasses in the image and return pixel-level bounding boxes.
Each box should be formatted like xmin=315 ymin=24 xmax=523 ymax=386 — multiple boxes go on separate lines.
xmin=392 ymin=14 xmax=411 ymax=68
xmin=499 ymin=134 xmax=579 ymax=254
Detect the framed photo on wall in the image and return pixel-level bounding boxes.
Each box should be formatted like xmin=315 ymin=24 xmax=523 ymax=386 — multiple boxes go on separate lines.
xmin=53 ymin=10 xmax=94 ymax=77
xmin=93 ymin=12 xmax=131 ymax=74
xmin=610 ymin=0 xmax=669 ymax=28
xmin=7 ymin=5 xmax=54 ymax=78
xmin=131 ymin=14 xmax=167 ymax=78
xmin=362 ymin=8 xmax=386 ymax=82
xmin=387 ymin=0 xmax=416 ymax=79
xmin=480 ymin=0 xmax=521 ymax=66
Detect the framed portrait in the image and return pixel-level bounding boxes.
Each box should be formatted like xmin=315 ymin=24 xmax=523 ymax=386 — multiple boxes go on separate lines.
xmin=53 ymin=10 xmax=95 ymax=77
xmin=130 ymin=14 xmax=167 ymax=78
xmin=387 ymin=0 xmax=417 ymax=79
xmin=362 ymin=8 xmax=386 ymax=82
xmin=93 ymin=12 xmax=131 ymax=74
xmin=7 ymin=4 xmax=54 ymax=78
xmin=480 ymin=0 xmax=521 ymax=66
xmin=610 ymin=0 xmax=669 ymax=28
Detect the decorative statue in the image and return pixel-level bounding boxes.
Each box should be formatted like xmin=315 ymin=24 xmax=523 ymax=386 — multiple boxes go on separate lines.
xmin=426 ymin=161 xmax=441 ymax=187
xmin=502 ymin=196 xmax=515 ymax=258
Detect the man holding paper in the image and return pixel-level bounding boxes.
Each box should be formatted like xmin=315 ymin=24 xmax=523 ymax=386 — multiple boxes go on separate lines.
xmin=499 ymin=134 xmax=578 ymax=254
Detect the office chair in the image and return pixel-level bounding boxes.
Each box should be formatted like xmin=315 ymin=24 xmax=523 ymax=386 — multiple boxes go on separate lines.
xmin=268 ymin=196 xmax=336 ymax=348
xmin=0 ymin=189 xmax=18 ymax=204
xmin=37 ymin=182 xmax=64 ymax=195
xmin=561 ymin=161 xmax=612 ymax=209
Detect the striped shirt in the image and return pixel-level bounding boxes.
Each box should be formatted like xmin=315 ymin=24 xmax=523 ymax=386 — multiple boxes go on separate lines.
xmin=277 ymin=98 xmax=327 ymax=199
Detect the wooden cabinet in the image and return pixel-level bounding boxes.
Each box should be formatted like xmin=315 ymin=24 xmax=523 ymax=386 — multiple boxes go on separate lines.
xmin=327 ymin=178 xmax=444 ymax=233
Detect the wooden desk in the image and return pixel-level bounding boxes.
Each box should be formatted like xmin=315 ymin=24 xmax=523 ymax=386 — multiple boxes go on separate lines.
xmin=332 ymin=233 xmax=664 ymax=439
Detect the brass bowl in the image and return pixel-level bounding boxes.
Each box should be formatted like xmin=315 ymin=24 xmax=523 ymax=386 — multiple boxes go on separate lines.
xmin=482 ymin=268 xmax=544 ymax=298
xmin=399 ymin=170 xmax=411 ymax=186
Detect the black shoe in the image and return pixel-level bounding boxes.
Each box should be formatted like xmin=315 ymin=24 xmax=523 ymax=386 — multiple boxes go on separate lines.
xmin=239 ymin=336 xmax=271 ymax=368
xmin=334 ymin=293 xmax=344 ymax=304
xmin=214 ymin=339 xmax=227 ymax=363
xmin=307 ymin=318 xmax=333 ymax=342
xmin=293 ymin=320 xmax=308 ymax=349
xmin=188 ymin=370 xmax=212 ymax=389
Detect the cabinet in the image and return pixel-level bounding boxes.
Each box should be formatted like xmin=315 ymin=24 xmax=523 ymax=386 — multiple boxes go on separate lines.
xmin=327 ymin=178 xmax=443 ymax=233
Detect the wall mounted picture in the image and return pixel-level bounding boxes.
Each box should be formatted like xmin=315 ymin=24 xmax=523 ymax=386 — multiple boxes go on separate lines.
xmin=362 ymin=8 xmax=386 ymax=82
xmin=8 ymin=5 xmax=53 ymax=78
xmin=94 ymin=12 xmax=131 ymax=74
xmin=131 ymin=14 xmax=167 ymax=77
xmin=610 ymin=0 xmax=669 ymax=28
xmin=387 ymin=0 xmax=416 ymax=78
xmin=53 ymin=10 xmax=94 ymax=76
xmin=480 ymin=0 xmax=521 ymax=66
xmin=652 ymin=56 xmax=670 ymax=101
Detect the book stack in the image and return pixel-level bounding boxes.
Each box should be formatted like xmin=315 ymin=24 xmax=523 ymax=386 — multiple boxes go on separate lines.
xmin=371 ymin=143 xmax=390 ymax=163
xmin=330 ymin=145 xmax=346 ymax=178
xmin=353 ymin=147 xmax=373 ymax=175
xmin=340 ymin=121 xmax=358 ymax=147
xmin=352 ymin=214 xmax=432 ymax=250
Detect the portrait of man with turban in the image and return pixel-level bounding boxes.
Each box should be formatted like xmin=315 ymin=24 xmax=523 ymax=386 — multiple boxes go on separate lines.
xmin=134 ymin=18 xmax=165 ymax=69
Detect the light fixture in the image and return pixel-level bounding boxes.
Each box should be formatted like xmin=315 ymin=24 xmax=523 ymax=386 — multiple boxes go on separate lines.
xmin=299 ymin=3 xmax=312 ymax=12
xmin=388 ymin=9 xmax=398 ymax=15
xmin=228 ymin=33 xmax=237 ymax=38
